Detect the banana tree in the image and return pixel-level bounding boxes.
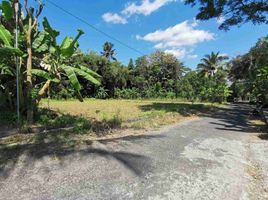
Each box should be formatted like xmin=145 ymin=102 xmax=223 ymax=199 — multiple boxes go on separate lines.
xmin=1 ymin=1 xmax=101 ymax=123
xmin=32 ymin=18 xmax=101 ymax=104
xmin=0 ymin=21 xmax=23 ymax=110
xmin=0 ymin=24 xmax=23 ymax=56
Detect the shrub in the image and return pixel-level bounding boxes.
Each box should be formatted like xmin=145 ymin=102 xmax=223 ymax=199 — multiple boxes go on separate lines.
xmin=95 ymin=87 xmax=109 ymax=99
xmin=0 ymin=111 xmax=17 ymax=126
xmin=114 ymin=88 xmax=141 ymax=99
xmin=165 ymin=91 xmax=176 ymax=99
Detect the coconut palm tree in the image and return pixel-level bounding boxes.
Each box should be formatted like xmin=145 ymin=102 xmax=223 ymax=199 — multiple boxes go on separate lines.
xmin=101 ymin=42 xmax=117 ymax=61
xmin=197 ymin=52 xmax=228 ymax=77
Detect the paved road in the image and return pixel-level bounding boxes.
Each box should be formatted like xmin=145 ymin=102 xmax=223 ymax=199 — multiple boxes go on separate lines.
xmin=1 ymin=104 xmax=268 ymax=200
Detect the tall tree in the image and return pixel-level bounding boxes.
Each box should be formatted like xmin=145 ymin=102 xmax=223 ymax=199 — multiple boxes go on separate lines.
xmin=197 ymin=52 xmax=228 ymax=77
xmin=24 ymin=0 xmax=44 ymax=123
xmin=184 ymin=0 xmax=268 ymax=30
xmin=127 ymin=58 xmax=134 ymax=70
xmin=101 ymin=42 xmax=117 ymax=61
xmin=0 ymin=0 xmax=43 ymax=123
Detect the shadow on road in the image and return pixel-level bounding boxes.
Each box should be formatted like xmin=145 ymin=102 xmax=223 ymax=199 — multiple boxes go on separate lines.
xmin=140 ymin=102 xmax=267 ymax=134
xmin=0 ymin=132 xmax=161 ymax=180
xmin=140 ymin=102 xmax=210 ymax=117
xmin=208 ymin=103 xmax=256 ymax=133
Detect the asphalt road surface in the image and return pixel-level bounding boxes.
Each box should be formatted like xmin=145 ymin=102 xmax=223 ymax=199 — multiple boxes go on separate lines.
xmin=1 ymin=104 xmax=268 ymax=200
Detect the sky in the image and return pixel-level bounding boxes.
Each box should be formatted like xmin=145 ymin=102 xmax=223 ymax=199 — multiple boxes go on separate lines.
xmin=37 ymin=0 xmax=268 ymax=69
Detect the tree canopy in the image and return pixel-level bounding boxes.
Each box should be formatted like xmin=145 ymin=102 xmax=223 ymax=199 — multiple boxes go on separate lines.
xmin=184 ymin=0 xmax=268 ymax=30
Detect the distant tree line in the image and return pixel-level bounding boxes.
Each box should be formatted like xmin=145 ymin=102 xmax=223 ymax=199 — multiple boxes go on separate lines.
xmin=49 ymin=42 xmax=231 ymax=104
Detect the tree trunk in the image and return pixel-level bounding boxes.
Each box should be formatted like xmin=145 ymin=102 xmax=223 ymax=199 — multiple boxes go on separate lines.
xmin=26 ymin=17 xmax=33 ymax=124
xmin=35 ymin=80 xmax=51 ymax=105
xmin=173 ymin=64 xmax=179 ymax=98
xmin=19 ymin=58 xmax=24 ymax=108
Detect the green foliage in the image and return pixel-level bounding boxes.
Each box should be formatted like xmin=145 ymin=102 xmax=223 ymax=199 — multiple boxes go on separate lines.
xmin=35 ymin=21 xmax=101 ymax=102
xmin=0 ymin=111 xmax=17 ymax=126
xmin=60 ymin=29 xmax=84 ymax=58
xmin=0 ymin=64 xmax=15 ymax=76
xmin=73 ymin=66 xmax=101 ymax=86
xmin=197 ymin=52 xmax=228 ymax=77
xmin=101 ymin=41 xmax=117 ymax=61
xmin=229 ymin=35 xmax=268 ymax=103
xmin=165 ymin=91 xmax=176 ymax=99
xmin=114 ymin=88 xmax=141 ymax=99
xmin=0 ymin=25 xmax=12 ymax=46
xmin=32 ymin=32 xmax=51 ymax=53
xmin=42 ymin=17 xmax=60 ymax=39
xmin=32 ymin=69 xmax=60 ymax=83
xmin=0 ymin=1 xmax=13 ymax=20
xmin=211 ymin=83 xmax=232 ymax=103
xmin=61 ymin=65 xmax=83 ymax=101
xmin=0 ymin=46 xmax=23 ymax=56
xmin=184 ymin=0 xmax=268 ymax=30
xmin=51 ymin=87 xmax=75 ymax=100
xmin=0 ymin=3 xmax=101 ymax=121
xmin=68 ymin=49 xmax=231 ymax=103
xmin=95 ymin=87 xmax=109 ymax=99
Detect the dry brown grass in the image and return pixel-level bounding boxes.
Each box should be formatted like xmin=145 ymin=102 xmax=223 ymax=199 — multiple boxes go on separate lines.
xmin=40 ymin=99 xmax=216 ymax=130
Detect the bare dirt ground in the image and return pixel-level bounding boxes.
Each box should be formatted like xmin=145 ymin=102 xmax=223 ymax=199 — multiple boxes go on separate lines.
xmin=0 ymin=103 xmax=268 ymax=200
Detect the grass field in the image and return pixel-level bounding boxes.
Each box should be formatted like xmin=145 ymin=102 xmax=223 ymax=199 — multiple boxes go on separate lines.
xmin=39 ymin=98 xmax=218 ymax=131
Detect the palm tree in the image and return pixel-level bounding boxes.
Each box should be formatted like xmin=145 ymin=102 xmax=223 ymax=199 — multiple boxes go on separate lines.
xmin=197 ymin=52 xmax=228 ymax=77
xmin=101 ymin=42 xmax=117 ymax=61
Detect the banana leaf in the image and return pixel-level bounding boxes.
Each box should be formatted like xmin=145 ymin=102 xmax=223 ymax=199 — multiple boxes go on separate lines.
xmin=32 ymin=69 xmax=60 ymax=83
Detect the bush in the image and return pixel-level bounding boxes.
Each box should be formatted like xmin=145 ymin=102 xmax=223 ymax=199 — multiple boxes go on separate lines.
xmin=51 ymin=87 xmax=75 ymax=100
xmin=165 ymin=91 xmax=176 ymax=99
xmin=114 ymin=88 xmax=141 ymax=99
xmin=95 ymin=87 xmax=109 ymax=99
xmin=0 ymin=111 xmax=17 ymax=126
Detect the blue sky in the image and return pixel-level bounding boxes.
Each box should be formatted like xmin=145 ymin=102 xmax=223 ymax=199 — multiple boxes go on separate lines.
xmin=38 ymin=0 xmax=268 ymax=69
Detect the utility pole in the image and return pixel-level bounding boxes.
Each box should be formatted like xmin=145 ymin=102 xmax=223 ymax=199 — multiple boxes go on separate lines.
xmin=15 ymin=1 xmax=20 ymax=125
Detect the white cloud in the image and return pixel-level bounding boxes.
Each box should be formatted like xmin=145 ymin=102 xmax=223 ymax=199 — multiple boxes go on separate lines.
xmin=164 ymin=48 xmax=198 ymax=59
xmin=122 ymin=0 xmax=175 ymax=16
xmin=216 ymin=16 xmax=225 ymax=24
xmin=138 ymin=20 xmax=215 ymax=49
xmin=103 ymin=0 xmax=176 ymax=24
xmin=137 ymin=20 xmax=215 ymax=59
xmin=187 ymin=54 xmax=198 ymax=59
xmin=219 ymin=53 xmax=228 ymax=57
xmin=102 ymin=12 xmax=127 ymax=24
xmin=164 ymin=48 xmax=186 ymax=58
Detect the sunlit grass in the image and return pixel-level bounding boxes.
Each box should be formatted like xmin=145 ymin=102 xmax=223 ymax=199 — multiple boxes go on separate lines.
xmin=39 ymin=98 xmax=217 ymax=129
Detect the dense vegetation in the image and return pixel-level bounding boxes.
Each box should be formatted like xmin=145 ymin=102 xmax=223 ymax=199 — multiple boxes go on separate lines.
xmin=0 ymin=0 xmax=267 ymax=125
xmin=228 ymin=35 xmax=268 ymax=104
xmin=65 ymin=49 xmax=230 ymax=104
